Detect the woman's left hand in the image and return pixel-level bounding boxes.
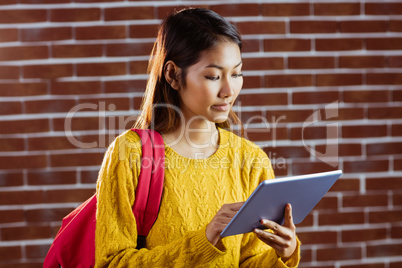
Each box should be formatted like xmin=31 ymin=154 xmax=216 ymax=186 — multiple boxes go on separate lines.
xmin=253 ymin=203 xmax=297 ymax=261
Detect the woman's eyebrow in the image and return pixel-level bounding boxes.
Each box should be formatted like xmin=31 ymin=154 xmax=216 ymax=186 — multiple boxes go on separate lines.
xmin=205 ymin=61 xmax=243 ymax=70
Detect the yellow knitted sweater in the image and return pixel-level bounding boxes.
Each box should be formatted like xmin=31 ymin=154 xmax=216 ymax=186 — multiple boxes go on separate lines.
xmin=95 ymin=127 xmax=300 ymax=267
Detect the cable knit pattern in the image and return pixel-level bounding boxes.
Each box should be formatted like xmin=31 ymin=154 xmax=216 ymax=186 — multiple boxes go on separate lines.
xmin=95 ymin=128 xmax=300 ymax=267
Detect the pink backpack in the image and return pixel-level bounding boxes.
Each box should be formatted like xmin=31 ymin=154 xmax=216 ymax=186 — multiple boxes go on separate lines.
xmin=44 ymin=129 xmax=165 ymax=267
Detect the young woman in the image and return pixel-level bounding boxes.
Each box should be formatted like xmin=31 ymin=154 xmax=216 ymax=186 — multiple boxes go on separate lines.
xmin=95 ymin=8 xmax=300 ymax=267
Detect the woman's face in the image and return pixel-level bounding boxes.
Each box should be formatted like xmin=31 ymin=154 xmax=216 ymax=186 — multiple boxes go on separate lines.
xmin=177 ymin=41 xmax=243 ymax=125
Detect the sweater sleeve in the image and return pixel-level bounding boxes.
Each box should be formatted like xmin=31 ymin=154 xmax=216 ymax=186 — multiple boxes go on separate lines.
xmin=239 ymin=148 xmax=301 ymax=268
xmin=94 ymin=131 xmax=225 ymax=267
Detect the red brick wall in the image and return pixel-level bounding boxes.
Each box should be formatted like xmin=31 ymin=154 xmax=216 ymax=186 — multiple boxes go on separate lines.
xmin=0 ymin=1 xmax=401 ymax=267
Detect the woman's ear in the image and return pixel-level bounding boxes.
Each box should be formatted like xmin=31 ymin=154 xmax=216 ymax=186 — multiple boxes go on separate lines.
xmin=164 ymin=61 xmax=181 ymax=90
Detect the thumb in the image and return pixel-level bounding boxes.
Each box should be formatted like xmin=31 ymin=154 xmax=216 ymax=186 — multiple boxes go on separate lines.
xmin=283 ymin=203 xmax=295 ymax=228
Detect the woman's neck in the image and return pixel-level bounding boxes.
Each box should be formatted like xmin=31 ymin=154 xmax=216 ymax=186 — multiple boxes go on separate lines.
xmin=162 ymin=120 xmax=219 ymax=159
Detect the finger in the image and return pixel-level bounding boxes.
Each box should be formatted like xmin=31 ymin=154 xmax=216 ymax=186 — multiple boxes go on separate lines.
xmin=253 ymin=229 xmax=288 ymax=248
xmin=283 ymin=203 xmax=295 ymax=229
xmin=260 ymin=219 xmax=283 ymax=235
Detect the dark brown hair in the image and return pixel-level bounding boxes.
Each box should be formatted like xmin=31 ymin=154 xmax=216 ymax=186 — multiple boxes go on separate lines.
xmin=133 ymin=8 xmax=243 ymax=134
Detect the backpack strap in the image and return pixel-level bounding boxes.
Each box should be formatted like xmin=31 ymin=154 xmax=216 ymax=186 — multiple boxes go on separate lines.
xmin=131 ymin=129 xmax=165 ymax=249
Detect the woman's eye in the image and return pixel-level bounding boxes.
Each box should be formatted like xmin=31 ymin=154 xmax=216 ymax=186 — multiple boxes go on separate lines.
xmin=232 ymin=73 xmax=243 ymax=78
xmin=206 ymin=76 xmax=220 ymax=81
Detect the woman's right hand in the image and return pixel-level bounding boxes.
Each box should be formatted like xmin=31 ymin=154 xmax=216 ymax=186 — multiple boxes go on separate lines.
xmin=206 ymin=202 xmax=244 ymax=246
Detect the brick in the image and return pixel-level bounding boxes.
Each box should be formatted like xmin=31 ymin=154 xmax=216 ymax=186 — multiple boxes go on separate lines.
xmin=290 ymin=21 xmax=337 ymax=34
xmin=25 ymin=244 xmax=49 ymax=259
xmin=292 ymin=91 xmax=339 ymax=105
xmin=0 ymin=209 xmax=24 ymax=223
xmin=0 ymin=65 xmax=19 ymax=79
xmin=0 ymin=246 xmax=21 ymax=261
xmin=237 ymin=21 xmax=286 ymax=35
xmin=0 ymin=172 xmax=23 ymax=187
xmin=0 ymin=155 xmax=47 ymax=169
xmin=390 ymin=20 xmax=402 ymax=32
xmin=244 ymin=127 xmax=288 ymax=142
xmin=365 ymin=3 xmax=402 ymax=15
xmin=316 ymin=73 xmax=362 ymax=87
xmin=265 ymin=109 xmax=314 ymax=123
xmin=80 ymin=169 xmax=100 ymax=184
xmin=370 ymin=209 xmax=402 ymax=224
xmin=339 ymin=56 xmax=386 ymax=68
xmin=395 ymin=159 xmax=402 ymax=170
xmin=50 ymin=152 xmax=104 ymax=167
xmin=129 ymin=24 xmax=159 ymax=38
xmin=262 ymin=3 xmax=309 ymax=16
xmin=317 ymin=246 xmax=361 ymax=261
xmin=391 ymin=262 xmax=402 ymax=268
xmin=265 ymin=74 xmax=312 ymax=88
xmin=28 ymin=136 xmax=79 ymax=151
xmin=340 ymin=20 xmax=388 ymax=33
xmin=243 ymin=57 xmax=283 ymax=71
xmin=242 ymin=39 xmax=259 ymax=53
xmin=389 ymin=56 xmax=402 ymax=68
xmin=288 ymin=57 xmax=335 ymax=69
xmin=23 ymin=64 xmax=73 ymax=79
xmin=342 ymin=125 xmax=387 ymax=138
xmin=211 ymin=4 xmax=260 ymax=17
xmin=366 ymin=177 xmax=402 ymax=191
xmin=53 ymin=44 xmax=103 ymax=58
xmin=315 ymin=3 xmax=360 ymax=15
xmin=0 ymin=101 xmax=22 ymax=115
xmin=50 ymin=8 xmax=101 ymax=22
xmin=238 ymin=93 xmax=287 ymax=107
xmin=343 ymin=194 xmax=388 ymax=208
xmin=367 ymin=242 xmax=402 ymax=257
xmin=264 ymin=146 xmax=310 ymax=159
xmin=76 ymin=25 xmax=126 ymax=40
xmin=53 ymin=117 xmax=101 ymax=132
xmin=300 ymin=249 xmax=312 ymax=263
xmin=0 ymin=119 xmax=49 ymax=134
xmin=26 ymin=207 xmax=75 ymax=222
xmin=0 ymin=46 xmax=48 ymax=61
xmin=129 ymin=61 xmax=148 ymax=75
xmin=104 ymin=6 xmax=154 ymax=21
xmin=0 ymin=28 xmax=18 ymax=42
xmin=51 ymin=81 xmax=101 ymax=95
xmin=106 ymin=43 xmax=154 ymax=57
xmin=28 ymin=170 xmax=76 ymax=185
xmin=25 ymin=99 xmax=76 ymax=114
xmin=291 ymin=126 xmax=327 ymax=140
xmin=0 ymin=9 xmax=46 ymax=23
xmin=46 ymin=189 xmax=94 ymax=203
xmin=319 ymin=211 xmax=365 ymax=226
xmin=21 ymin=0 xmax=68 ymax=3
xmin=330 ymin=178 xmax=360 ymax=192
xmin=0 ymin=82 xmax=47 ymax=97
xmin=0 ymin=190 xmax=44 ymax=205
xmin=394 ymin=89 xmax=402 ymax=101
xmin=316 ymin=143 xmax=362 ymax=157
xmin=314 ymin=196 xmax=338 ymax=210
xmin=367 ymin=142 xmax=402 ymax=156
xmin=0 ymin=0 xmax=16 ymax=4
xmin=0 ymin=138 xmax=24 ymax=152
xmin=334 ymin=108 xmax=364 ymax=121
xmin=264 ymin=39 xmax=310 ymax=52
xmin=391 ymin=225 xmax=402 ymax=238
xmin=368 ymin=73 xmax=402 ymax=85
xmin=78 ymin=97 xmax=130 ymax=111
xmin=368 ymin=107 xmax=402 ymax=119
xmin=341 ymin=263 xmax=385 ymax=268
xmin=77 ymin=62 xmax=126 ymax=76
xmin=104 ymin=79 xmax=147 ymax=93
xmin=344 ymin=159 xmax=388 ymax=173
xmin=392 ymin=124 xmax=402 ymax=136
xmin=292 ymin=161 xmax=339 ymax=175
xmin=316 ymin=38 xmax=363 ymax=51
xmin=297 ymin=231 xmax=337 ymax=245
xmin=344 ymin=90 xmax=388 ymax=103
xmin=366 ymin=38 xmax=402 ymax=50
xmin=1 ymin=225 xmax=52 ymax=241
xmin=394 ymin=193 xmax=402 ymax=206
xmin=21 ymin=27 xmax=72 ymax=42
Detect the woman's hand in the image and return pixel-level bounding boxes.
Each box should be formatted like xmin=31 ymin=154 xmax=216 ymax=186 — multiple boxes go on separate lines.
xmin=206 ymin=202 xmax=244 ymax=246
xmin=253 ymin=203 xmax=297 ymax=261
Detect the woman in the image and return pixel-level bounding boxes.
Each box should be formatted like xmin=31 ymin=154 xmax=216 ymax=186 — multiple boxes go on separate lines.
xmin=95 ymin=8 xmax=300 ymax=267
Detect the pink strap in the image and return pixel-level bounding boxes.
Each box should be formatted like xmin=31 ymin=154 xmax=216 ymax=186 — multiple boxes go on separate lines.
xmin=131 ymin=129 xmax=165 ymax=236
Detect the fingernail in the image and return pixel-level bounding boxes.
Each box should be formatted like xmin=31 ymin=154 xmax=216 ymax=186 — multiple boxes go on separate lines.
xmin=261 ymin=220 xmax=268 ymax=224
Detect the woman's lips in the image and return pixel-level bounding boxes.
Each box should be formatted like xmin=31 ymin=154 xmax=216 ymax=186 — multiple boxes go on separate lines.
xmin=211 ymin=103 xmax=230 ymax=111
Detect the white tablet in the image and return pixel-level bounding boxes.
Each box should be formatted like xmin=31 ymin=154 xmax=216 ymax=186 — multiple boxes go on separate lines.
xmin=220 ymin=170 xmax=342 ymax=237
